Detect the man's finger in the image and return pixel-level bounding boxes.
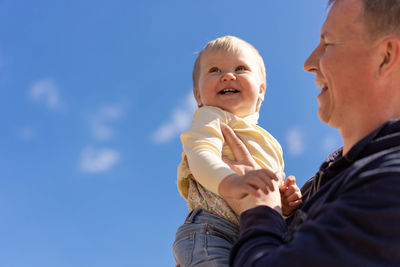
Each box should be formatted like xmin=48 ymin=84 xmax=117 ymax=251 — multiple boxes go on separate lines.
xmin=256 ymin=169 xmax=280 ymax=181
xmin=241 ymin=185 xmax=260 ymax=198
xmin=246 ymin=175 xmax=272 ymax=193
xmin=256 ymin=171 xmax=279 ymax=191
xmin=222 ymin=156 xmax=238 ymax=169
xmin=222 ymin=156 xmax=246 ymax=175
xmin=221 ymin=123 xmax=253 ymax=164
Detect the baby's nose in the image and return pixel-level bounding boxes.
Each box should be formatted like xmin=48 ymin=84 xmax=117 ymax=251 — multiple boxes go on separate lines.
xmin=221 ymin=72 xmax=236 ymax=82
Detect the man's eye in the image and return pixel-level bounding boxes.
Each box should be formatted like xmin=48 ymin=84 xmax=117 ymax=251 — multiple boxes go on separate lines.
xmin=236 ymin=66 xmax=246 ymax=71
xmin=209 ymin=67 xmax=220 ymax=73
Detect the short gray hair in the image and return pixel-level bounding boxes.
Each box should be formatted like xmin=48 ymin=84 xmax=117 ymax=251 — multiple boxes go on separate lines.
xmin=328 ymin=0 xmax=400 ymax=38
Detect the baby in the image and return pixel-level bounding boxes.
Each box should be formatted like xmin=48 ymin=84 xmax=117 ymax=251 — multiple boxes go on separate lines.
xmin=173 ymin=36 xmax=302 ymax=267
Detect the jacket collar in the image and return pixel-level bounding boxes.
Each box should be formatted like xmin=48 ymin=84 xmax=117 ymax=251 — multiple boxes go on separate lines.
xmin=315 ymin=119 xmax=400 ymax=191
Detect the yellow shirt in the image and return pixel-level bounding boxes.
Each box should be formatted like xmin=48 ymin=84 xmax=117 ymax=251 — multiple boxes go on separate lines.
xmin=177 ymin=106 xmax=284 ymax=223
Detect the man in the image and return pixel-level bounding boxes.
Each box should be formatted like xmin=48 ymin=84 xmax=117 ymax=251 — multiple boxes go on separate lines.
xmin=222 ymin=0 xmax=400 ymax=265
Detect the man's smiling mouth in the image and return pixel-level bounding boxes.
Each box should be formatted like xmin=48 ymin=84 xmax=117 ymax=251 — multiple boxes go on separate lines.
xmin=316 ymin=81 xmax=328 ymax=94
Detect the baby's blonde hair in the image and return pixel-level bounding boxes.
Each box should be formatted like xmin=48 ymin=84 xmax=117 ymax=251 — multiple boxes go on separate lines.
xmin=192 ymin=36 xmax=267 ymax=111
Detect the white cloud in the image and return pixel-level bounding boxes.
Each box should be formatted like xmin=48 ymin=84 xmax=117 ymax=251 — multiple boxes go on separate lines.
xmin=79 ymin=104 xmax=124 ymax=174
xmin=286 ymin=128 xmax=305 ymax=156
xmin=79 ymin=146 xmax=120 ymax=173
xmin=29 ymin=79 xmax=63 ymax=110
xmin=90 ymin=105 xmax=123 ymax=141
xmin=152 ymin=92 xmax=197 ymax=144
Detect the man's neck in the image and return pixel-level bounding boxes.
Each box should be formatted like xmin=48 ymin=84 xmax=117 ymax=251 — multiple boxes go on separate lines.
xmin=340 ymin=117 xmax=396 ymax=155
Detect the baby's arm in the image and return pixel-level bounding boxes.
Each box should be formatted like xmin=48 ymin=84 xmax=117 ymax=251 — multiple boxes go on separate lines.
xmin=181 ymin=107 xmax=239 ymax=195
xmin=279 ymin=176 xmax=302 ymax=217
xmin=182 ymin=107 xmax=282 ymax=200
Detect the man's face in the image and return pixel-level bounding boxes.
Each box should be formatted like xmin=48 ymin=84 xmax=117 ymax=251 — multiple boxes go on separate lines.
xmin=303 ymin=0 xmax=378 ymax=129
xmin=195 ymin=46 xmax=265 ymax=117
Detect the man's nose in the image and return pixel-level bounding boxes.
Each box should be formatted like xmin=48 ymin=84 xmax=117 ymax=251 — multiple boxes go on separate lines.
xmin=304 ymin=47 xmax=320 ymax=73
xmin=221 ymin=72 xmax=236 ymax=82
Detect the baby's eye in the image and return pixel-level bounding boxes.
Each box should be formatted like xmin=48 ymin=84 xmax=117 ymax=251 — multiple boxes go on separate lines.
xmin=209 ymin=67 xmax=220 ymax=73
xmin=235 ymin=66 xmax=247 ymax=71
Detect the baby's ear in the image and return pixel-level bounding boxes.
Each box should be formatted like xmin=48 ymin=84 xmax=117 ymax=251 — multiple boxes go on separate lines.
xmin=194 ymin=87 xmax=203 ymax=107
xmin=258 ymin=83 xmax=266 ymax=101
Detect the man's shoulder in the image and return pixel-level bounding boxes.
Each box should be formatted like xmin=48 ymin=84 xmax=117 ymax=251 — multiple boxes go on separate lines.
xmin=342 ymin=145 xmax=400 ymax=192
xmin=361 ymin=145 xmax=400 ymax=171
xmin=349 ymin=122 xmax=400 ymax=175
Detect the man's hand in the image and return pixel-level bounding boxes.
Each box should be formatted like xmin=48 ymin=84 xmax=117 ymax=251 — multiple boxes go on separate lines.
xmin=220 ymin=123 xmax=284 ymax=215
xmin=218 ymin=170 xmax=279 ymax=200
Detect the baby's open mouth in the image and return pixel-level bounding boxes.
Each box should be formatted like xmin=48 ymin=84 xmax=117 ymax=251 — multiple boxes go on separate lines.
xmin=219 ymin=89 xmax=240 ymax=94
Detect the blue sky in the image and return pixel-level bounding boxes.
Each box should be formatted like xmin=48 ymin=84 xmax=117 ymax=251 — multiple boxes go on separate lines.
xmin=0 ymin=1 xmax=342 ymax=266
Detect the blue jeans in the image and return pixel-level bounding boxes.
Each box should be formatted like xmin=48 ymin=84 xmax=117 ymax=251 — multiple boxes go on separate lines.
xmin=173 ymin=208 xmax=239 ymax=267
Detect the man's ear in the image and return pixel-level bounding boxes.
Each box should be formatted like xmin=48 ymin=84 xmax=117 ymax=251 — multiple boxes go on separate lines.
xmin=194 ymin=88 xmax=203 ymax=107
xmin=378 ymin=37 xmax=400 ymax=78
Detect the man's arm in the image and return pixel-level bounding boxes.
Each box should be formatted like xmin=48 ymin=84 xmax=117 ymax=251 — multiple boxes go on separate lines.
xmin=230 ymin=174 xmax=400 ymax=266
xmin=221 ymin=124 xmax=400 ymax=266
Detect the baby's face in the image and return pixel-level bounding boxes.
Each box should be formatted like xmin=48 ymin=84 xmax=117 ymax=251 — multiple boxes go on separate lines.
xmin=195 ymin=46 xmax=265 ymax=117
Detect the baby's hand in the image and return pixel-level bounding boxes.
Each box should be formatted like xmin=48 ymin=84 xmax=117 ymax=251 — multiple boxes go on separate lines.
xmin=280 ymin=176 xmax=302 ymax=217
xmin=218 ymin=169 xmax=280 ymax=200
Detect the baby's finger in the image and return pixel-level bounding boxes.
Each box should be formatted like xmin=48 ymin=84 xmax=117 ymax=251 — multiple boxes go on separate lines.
xmin=284 ymin=175 xmax=296 ymax=187
xmin=289 ymin=199 xmax=303 ymax=207
xmin=279 ymin=184 xmax=288 ymax=193
xmin=286 ymin=191 xmax=302 ymax=202
xmin=283 ymin=186 xmax=296 ymax=197
xmin=284 ymin=183 xmax=300 ymax=197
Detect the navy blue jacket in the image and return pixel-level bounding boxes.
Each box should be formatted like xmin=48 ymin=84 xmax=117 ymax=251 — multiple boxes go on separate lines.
xmin=230 ymin=120 xmax=400 ymax=266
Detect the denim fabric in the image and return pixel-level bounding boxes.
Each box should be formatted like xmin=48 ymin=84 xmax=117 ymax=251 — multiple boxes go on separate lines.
xmin=173 ymin=208 xmax=239 ymax=267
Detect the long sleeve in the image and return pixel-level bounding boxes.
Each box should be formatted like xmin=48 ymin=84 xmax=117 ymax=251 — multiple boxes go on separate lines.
xmin=180 ymin=106 xmax=236 ymax=196
xmin=177 ymin=106 xmax=284 ymax=201
xmin=230 ymin=158 xmax=400 ymax=266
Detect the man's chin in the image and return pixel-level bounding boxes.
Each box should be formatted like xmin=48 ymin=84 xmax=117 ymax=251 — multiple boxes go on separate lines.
xmin=317 ymin=109 xmax=331 ymax=125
